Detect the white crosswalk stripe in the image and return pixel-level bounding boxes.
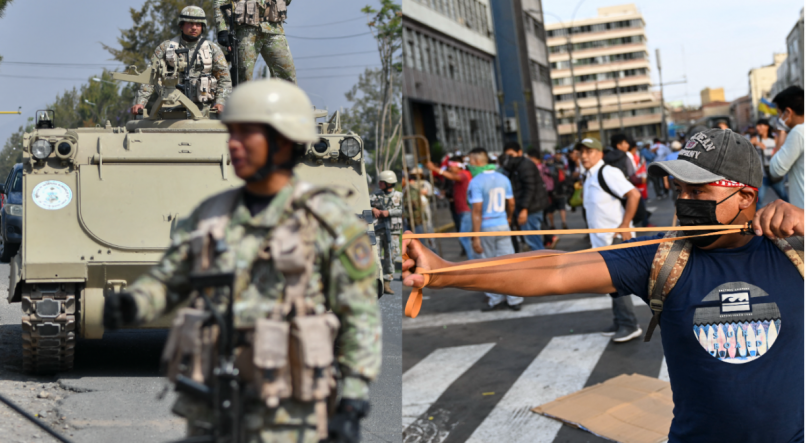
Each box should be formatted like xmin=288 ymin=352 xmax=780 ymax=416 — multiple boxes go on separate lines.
xmin=465 ymin=334 xmax=611 ymax=443
xmin=402 ymin=343 xmax=496 ymax=431
xmin=403 ymin=295 xmax=644 ymax=330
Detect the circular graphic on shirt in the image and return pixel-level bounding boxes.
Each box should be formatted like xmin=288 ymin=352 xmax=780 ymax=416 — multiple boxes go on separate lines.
xmin=692 ymin=282 xmax=780 ymax=364
xmin=32 ymin=180 xmax=73 ymax=210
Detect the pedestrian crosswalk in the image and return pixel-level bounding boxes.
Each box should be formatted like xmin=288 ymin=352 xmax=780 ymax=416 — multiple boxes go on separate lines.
xmin=403 ymin=295 xmax=668 ymax=443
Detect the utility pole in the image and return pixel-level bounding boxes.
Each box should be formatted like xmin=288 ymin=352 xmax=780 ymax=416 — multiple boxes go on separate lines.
xmin=614 ymin=72 xmax=624 ymax=131
xmin=595 ymin=82 xmax=604 ymax=143
xmin=656 ymin=48 xmax=667 ymax=143
xmin=513 ymin=101 xmax=523 ymax=150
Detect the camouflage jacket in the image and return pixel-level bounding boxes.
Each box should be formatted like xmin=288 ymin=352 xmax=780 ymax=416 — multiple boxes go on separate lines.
xmin=134 ymin=36 xmax=232 ymax=106
xmin=370 ymin=189 xmax=403 ymax=233
xmin=403 ymin=182 xmax=427 ymax=227
xmin=128 ymin=178 xmax=381 ymax=400
xmin=213 ymin=0 xmax=287 ymax=35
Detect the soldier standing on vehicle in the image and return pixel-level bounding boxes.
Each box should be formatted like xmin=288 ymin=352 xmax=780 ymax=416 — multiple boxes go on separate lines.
xmin=214 ymin=0 xmax=296 ymax=83
xmin=107 ymin=79 xmax=381 ymax=442
xmin=130 ymin=6 xmax=232 ymax=117
xmin=371 ymin=170 xmax=403 ymax=295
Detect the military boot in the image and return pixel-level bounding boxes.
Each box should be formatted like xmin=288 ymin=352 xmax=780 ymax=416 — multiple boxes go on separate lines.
xmin=383 ymin=281 xmax=394 ymax=295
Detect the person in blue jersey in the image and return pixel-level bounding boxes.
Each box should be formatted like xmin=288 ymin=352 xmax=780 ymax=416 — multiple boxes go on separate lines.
xmin=466 ymin=148 xmax=520 ymax=311
xmin=404 ymin=129 xmax=804 ymax=443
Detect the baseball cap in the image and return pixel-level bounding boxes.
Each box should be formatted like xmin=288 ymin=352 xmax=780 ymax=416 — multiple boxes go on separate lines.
xmin=648 ymin=129 xmax=762 ymax=188
xmin=574 ymin=138 xmax=603 ymax=151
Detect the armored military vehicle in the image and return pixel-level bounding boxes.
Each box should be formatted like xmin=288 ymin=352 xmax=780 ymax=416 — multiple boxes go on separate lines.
xmin=9 ymin=66 xmax=382 ymax=374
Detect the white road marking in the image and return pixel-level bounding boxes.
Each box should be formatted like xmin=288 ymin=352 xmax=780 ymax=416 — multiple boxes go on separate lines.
xmin=403 ymin=295 xmax=644 ymax=330
xmin=402 ymin=343 xmax=496 ymax=431
xmin=658 ymin=357 xmax=670 ymax=382
xmin=466 ymin=333 xmax=611 ymax=443
xmin=647 ymin=206 xmax=659 ymax=212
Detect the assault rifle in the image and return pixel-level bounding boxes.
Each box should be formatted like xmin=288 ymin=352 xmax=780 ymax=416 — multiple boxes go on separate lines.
xmin=171 ymin=272 xmax=242 ymax=443
xmin=218 ymin=4 xmax=240 ymax=87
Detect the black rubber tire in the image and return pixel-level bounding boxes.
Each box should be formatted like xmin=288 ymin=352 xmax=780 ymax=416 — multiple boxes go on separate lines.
xmin=0 ymin=240 xmax=19 ymax=263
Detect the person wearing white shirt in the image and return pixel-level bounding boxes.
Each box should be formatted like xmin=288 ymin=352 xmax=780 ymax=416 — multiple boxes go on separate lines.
xmin=576 ymin=138 xmax=643 ymax=343
xmin=769 ymin=86 xmax=804 ymax=209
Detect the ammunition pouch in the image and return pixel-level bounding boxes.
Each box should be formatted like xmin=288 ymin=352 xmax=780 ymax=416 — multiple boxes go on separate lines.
xmin=161 ymin=307 xmax=217 ymax=384
xmin=189 ymin=76 xmax=218 ymax=104
xmin=267 ymin=0 xmax=288 ymax=23
xmin=234 ymin=0 xmax=261 ymax=26
xmin=251 ymin=318 xmax=292 ymax=408
xmin=289 ymin=313 xmax=340 ymax=402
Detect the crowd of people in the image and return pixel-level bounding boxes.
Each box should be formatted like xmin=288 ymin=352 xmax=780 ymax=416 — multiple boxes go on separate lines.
xmin=399 ymin=85 xmax=804 ymax=343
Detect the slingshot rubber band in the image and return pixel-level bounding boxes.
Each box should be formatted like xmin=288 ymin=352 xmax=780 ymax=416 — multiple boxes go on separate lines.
xmin=402 ymin=225 xmax=749 ymax=318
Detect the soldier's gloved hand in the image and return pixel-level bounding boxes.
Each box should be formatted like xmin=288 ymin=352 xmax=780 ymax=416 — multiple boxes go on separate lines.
xmin=327 ymin=398 xmax=369 ymax=443
xmin=103 ymin=292 xmax=138 ymax=330
xmin=217 ymin=31 xmax=230 ymax=49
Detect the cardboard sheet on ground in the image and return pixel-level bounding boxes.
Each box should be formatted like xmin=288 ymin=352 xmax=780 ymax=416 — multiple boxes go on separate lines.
xmin=531 ymin=374 xmax=673 ymax=443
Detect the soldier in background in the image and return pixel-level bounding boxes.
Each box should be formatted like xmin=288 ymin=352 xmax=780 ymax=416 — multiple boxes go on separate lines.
xmin=371 ymin=170 xmax=403 ymax=295
xmin=106 ymin=79 xmax=380 ymax=442
xmin=214 ymin=0 xmax=296 ymax=83
xmin=130 ymin=6 xmax=232 ymax=117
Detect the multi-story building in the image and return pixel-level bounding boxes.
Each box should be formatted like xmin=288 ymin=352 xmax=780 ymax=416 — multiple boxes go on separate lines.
xmin=546 ymin=4 xmax=662 ymax=146
xmin=488 ymin=0 xmax=557 ymax=152
xmin=771 ymin=8 xmax=804 ymax=97
xmin=402 ymin=0 xmax=500 ymax=155
xmin=700 ymin=87 xmax=725 ymax=106
xmin=749 ymin=53 xmax=786 ymax=121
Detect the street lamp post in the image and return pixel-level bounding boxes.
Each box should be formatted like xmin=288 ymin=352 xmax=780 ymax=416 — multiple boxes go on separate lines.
xmin=656 ymin=48 xmax=667 ymax=142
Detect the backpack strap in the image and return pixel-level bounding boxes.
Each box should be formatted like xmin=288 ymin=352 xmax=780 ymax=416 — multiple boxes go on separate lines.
xmin=644 ymin=230 xmax=693 ymax=342
xmin=773 ymin=236 xmax=804 ymax=278
xmin=597 ymin=165 xmax=621 ymax=201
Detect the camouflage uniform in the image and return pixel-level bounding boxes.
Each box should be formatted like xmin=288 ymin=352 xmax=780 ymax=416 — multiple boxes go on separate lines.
xmin=134 ymin=36 xmax=232 ymax=112
xmin=214 ymin=0 xmax=296 ymax=83
xmin=370 ymin=189 xmax=403 ymax=281
xmin=128 ymin=178 xmax=381 ymax=441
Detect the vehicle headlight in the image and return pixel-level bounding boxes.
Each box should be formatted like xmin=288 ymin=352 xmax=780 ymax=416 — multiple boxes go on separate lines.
xmin=32 ymin=139 xmax=53 ymax=160
xmin=340 ymin=137 xmax=361 ymax=158
xmin=5 ymin=204 xmax=22 ymax=217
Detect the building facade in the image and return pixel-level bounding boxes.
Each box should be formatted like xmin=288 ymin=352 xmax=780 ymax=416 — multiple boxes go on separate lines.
xmin=771 ymin=8 xmax=804 ymax=97
xmin=402 ymin=0 xmax=500 ymax=156
xmin=700 ymin=87 xmax=725 ymax=106
xmin=488 ymin=0 xmax=557 ymax=152
xmin=546 ymin=4 xmax=662 ymax=147
xmin=749 ymin=53 xmax=786 ymax=121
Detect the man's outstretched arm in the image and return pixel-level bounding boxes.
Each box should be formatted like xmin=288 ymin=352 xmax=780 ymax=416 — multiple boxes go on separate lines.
xmin=402 ymin=235 xmax=616 ymax=297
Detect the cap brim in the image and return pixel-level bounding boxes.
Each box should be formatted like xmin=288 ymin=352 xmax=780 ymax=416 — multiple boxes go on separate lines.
xmin=647 ymin=160 xmax=725 ymax=184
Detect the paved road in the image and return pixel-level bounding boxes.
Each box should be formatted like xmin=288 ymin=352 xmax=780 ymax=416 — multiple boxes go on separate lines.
xmin=0 ymin=266 xmax=402 ymax=443
xmin=402 ymin=192 xmax=679 ymax=443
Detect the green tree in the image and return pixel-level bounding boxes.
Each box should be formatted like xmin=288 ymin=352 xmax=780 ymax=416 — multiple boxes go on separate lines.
xmin=359 ymin=0 xmax=402 ymax=179
xmin=0 ymin=0 xmax=13 ymax=63
xmin=0 ymin=117 xmax=31 ymax=182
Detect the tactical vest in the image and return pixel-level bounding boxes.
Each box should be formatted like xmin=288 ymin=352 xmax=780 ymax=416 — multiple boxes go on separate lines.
xmin=643 ymin=232 xmax=804 ymax=342
xmin=161 ymin=184 xmax=339 ymax=439
xmin=165 ymin=37 xmax=218 ymax=104
xmin=231 ymin=0 xmax=287 ymax=25
xmin=373 ymin=190 xmax=403 ymax=232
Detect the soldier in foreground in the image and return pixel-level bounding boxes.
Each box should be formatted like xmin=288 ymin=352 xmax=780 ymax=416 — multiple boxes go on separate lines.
xmin=214 ymin=0 xmax=296 ymax=83
xmin=370 ymin=170 xmax=403 ymax=295
xmin=106 ymin=79 xmax=381 ymax=442
xmin=130 ymin=6 xmax=232 ymax=117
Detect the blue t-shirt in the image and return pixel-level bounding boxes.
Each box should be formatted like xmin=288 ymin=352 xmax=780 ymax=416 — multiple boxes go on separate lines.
xmin=601 ymin=235 xmax=804 ymax=443
xmin=467 ymin=170 xmax=513 ymax=229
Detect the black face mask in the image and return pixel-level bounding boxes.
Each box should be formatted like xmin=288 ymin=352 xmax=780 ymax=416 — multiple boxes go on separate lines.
xmin=675 ymin=188 xmax=744 ymax=248
xmin=182 ymin=32 xmax=201 ymax=42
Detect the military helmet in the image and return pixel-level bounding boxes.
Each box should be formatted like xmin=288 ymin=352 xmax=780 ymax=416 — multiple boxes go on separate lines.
xmin=178 ymin=5 xmax=208 ymax=29
xmin=379 ymin=170 xmax=397 ymax=184
xmin=221 ymin=79 xmax=319 ymax=144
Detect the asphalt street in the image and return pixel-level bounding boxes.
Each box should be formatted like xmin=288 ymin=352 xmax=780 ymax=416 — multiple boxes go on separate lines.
xmin=0 ymin=266 xmax=402 ymax=443
xmin=402 ymin=191 xmax=681 ymax=443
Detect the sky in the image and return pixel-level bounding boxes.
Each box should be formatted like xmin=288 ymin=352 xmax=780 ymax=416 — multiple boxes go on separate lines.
xmin=541 ymin=0 xmax=802 ymax=107
xmin=0 ymin=0 xmax=382 ymax=146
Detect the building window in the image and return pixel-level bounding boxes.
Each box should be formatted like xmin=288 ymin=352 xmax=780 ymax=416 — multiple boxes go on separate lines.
xmin=550 ymin=51 xmax=647 ymax=70
xmin=536 ymin=108 xmax=554 ymax=129
xmin=546 ymin=18 xmax=643 ymax=38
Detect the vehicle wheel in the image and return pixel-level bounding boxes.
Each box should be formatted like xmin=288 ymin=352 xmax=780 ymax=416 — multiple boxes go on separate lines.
xmin=21 ymin=284 xmax=78 ymax=374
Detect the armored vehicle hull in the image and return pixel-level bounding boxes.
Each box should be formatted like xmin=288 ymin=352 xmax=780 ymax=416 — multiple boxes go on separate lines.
xmin=11 ymin=114 xmax=381 ymax=374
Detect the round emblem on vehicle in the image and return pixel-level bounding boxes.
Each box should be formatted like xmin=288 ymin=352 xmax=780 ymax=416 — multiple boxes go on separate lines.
xmin=32 ymin=180 xmax=73 ymax=210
